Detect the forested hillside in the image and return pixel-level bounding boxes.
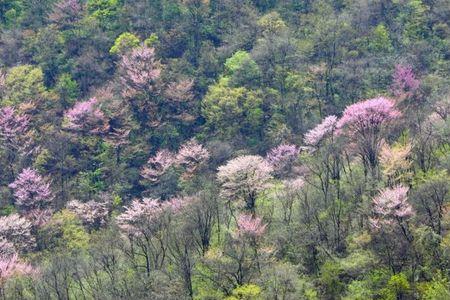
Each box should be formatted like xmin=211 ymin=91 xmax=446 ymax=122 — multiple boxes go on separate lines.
xmin=0 ymin=0 xmax=449 ymax=299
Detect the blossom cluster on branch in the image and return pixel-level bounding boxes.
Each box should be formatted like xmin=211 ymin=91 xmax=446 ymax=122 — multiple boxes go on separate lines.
xmin=0 ymin=252 xmax=35 ymax=284
xmin=0 ymin=214 xmax=35 ymax=252
xmin=391 ymin=64 xmax=420 ymax=97
xmin=266 ymin=144 xmax=300 ymax=177
xmin=141 ymin=140 xmax=210 ymax=183
xmin=67 ymin=200 xmax=110 ymax=229
xmin=116 ymin=196 xmax=192 ymax=236
xmin=218 ymin=155 xmax=273 ymax=211
xmin=304 ymin=115 xmax=338 ymax=146
xmin=64 ymin=97 xmax=109 ymax=134
xmin=119 ymin=46 xmax=162 ymax=97
xmin=9 ymin=168 xmax=53 ymax=211
xmin=370 ymin=185 xmax=414 ymax=230
xmin=235 ymin=213 xmax=267 ymax=239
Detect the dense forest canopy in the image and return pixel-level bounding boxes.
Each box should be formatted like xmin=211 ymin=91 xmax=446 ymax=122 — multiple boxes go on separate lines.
xmin=0 ymin=0 xmax=449 ymax=299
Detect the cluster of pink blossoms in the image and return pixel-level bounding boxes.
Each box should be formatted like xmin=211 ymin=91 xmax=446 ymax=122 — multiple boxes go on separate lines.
xmin=119 ymin=46 xmax=162 ymax=97
xmin=337 ymin=97 xmax=401 ymax=134
xmin=217 ymin=155 xmax=273 ymax=202
xmin=370 ymin=185 xmax=414 ymax=229
xmin=391 ymin=64 xmax=420 ymax=97
xmin=0 ymin=214 xmax=35 ymax=253
xmin=49 ymin=0 xmax=84 ymax=26
xmin=176 ymin=139 xmax=210 ymax=175
xmin=235 ymin=213 xmax=267 ymax=239
xmin=266 ymin=144 xmax=300 ymax=176
xmin=141 ymin=150 xmax=176 ymax=183
xmin=141 ymin=139 xmax=210 ymax=183
xmin=0 ymin=253 xmax=35 ymax=284
xmin=64 ymin=97 xmax=109 ymax=134
xmin=67 ymin=200 xmax=110 ymax=229
xmin=0 ymin=107 xmax=29 ymax=142
xmin=304 ymin=115 xmax=338 ymax=146
xmin=9 ymin=168 xmax=53 ymax=211
xmin=116 ymin=196 xmax=192 ymax=235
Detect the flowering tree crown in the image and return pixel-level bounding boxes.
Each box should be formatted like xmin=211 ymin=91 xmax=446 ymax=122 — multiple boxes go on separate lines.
xmin=9 ymin=168 xmax=53 ymax=211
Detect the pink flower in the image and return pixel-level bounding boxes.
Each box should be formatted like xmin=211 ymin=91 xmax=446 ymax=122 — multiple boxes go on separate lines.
xmin=218 ymin=155 xmax=273 ymax=210
xmin=282 ymin=177 xmax=305 ymax=192
xmin=116 ymin=195 xmax=192 ymax=236
xmin=119 ymin=46 xmax=162 ymax=97
xmin=49 ymin=0 xmax=84 ymax=26
xmin=337 ymin=97 xmax=401 ymax=170
xmin=64 ymin=97 xmax=109 ymax=134
xmin=176 ymin=139 xmax=210 ymax=176
xmin=235 ymin=214 xmax=267 ymax=238
xmin=266 ymin=144 xmax=300 ymax=176
xmin=24 ymin=209 xmax=53 ymax=228
xmin=304 ymin=115 xmax=338 ymax=146
xmin=165 ymin=79 xmax=195 ymax=102
xmin=391 ymin=64 xmax=420 ymax=97
xmin=0 ymin=253 xmax=35 ymax=283
xmin=67 ymin=200 xmax=110 ymax=229
xmin=141 ymin=149 xmax=175 ymax=183
xmin=0 ymin=107 xmax=31 ymax=153
xmin=337 ymin=97 xmax=400 ymax=133
xmin=9 ymin=168 xmax=53 ymax=211
xmin=371 ymin=185 xmax=414 ymax=229
xmin=0 ymin=214 xmax=35 ymax=252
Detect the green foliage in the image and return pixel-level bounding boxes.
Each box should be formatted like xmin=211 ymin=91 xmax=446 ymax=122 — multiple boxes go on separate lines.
xmin=0 ymin=0 xmax=449 ymax=298
xmin=0 ymin=0 xmax=22 ymax=26
xmin=369 ymin=24 xmax=393 ymax=53
xmin=54 ymin=73 xmax=79 ymax=109
xmin=41 ymin=210 xmax=90 ymax=251
xmin=419 ymin=274 xmax=450 ymax=300
xmin=343 ymin=280 xmax=373 ymax=300
xmin=257 ymin=11 xmax=287 ymax=34
xmin=110 ymin=32 xmax=140 ymax=55
xmin=380 ymin=273 xmax=411 ymax=300
xmin=225 ymin=284 xmax=261 ymax=300
xmin=2 ymin=65 xmax=48 ymax=105
xmin=144 ymin=33 xmax=159 ymax=48
xmin=201 ymin=78 xmax=264 ymax=143
xmin=320 ymin=261 xmax=345 ymax=298
xmin=402 ymin=0 xmax=428 ymax=43
xmin=87 ymin=0 xmax=120 ymax=29
xmin=224 ymin=51 xmax=261 ymax=87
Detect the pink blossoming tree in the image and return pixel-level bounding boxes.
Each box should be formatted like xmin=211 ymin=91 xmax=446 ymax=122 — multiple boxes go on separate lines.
xmin=49 ymin=0 xmax=84 ymax=28
xmin=0 ymin=238 xmax=15 ymax=258
xmin=116 ymin=196 xmax=191 ymax=275
xmin=235 ymin=213 xmax=267 ymax=239
xmin=9 ymin=168 xmax=53 ymax=211
xmin=370 ymin=185 xmax=414 ymax=232
xmin=391 ymin=64 xmax=420 ymax=98
xmin=24 ymin=209 xmax=53 ymax=228
xmin=304 ymin=115 xmax=338 ymax=146
xmin=337 ymin=97 xmax=401 ymax=175
xmin=0 ymin=107 xmax=31 ymax=178
xmin=165 ymin=79 xmax=195 ymax=103
xmin=0 ymin=107 xmax=30 ymax=147
xmin=218 ymin=155 xmax=273 ymax=212
xmin=67 ymin=200 xmax=110 ymax=230
xmin=176 ymin=139 xmax=210 ymax=177
xmin=64 ymin=97 xmax=109 ymax=134
xmin=119 ymin=46 xmax=162 ymax=98
xmin=0 ymin=214 xmax=35 ymax=252
xmin=266 ymin=144 xmax=300 ymax=177
xmin=0 ymin=252 xmax=34 ymax=286
xmin=141 ymin=149 xmax=176 ymax=183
